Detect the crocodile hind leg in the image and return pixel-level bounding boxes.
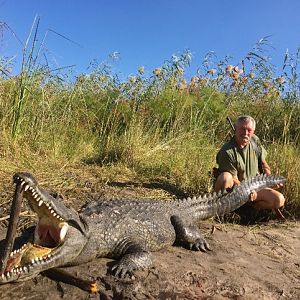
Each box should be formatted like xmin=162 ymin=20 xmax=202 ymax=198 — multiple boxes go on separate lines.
xmin=111 ymin=238 xmax=152 ymax=278
xmin=171 ymin=215 xmax=211 ymax=252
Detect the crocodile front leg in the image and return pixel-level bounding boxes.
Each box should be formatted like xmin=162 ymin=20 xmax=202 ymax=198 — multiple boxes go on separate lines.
xmin=171 ymin=215 xmax=211 ymax=252
xmin=111 ymin=238 xmax=152 ymax=278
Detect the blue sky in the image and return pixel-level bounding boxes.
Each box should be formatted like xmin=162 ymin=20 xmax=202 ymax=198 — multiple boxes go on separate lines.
xmin=1 ymin=0 xmax=300 ymax=79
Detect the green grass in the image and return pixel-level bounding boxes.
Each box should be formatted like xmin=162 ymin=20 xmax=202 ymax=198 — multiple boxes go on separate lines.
xmin=0 ymin=23 xmax=300 ymax=217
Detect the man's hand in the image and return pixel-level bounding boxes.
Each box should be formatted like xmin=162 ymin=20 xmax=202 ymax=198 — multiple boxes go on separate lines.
xmin=248 ymin=190 xmax=257 ymax=202
xmin=232 ymin=176 xmax=240 ymax=186
xmin=262 ymin=160 xmax=271 ymax=175
xmin=272 ymin=183 xmax=284 ymax=190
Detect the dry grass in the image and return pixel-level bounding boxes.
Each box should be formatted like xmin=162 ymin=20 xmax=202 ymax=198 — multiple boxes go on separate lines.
xmin=0 ymin=24 xmax=299 ymax=217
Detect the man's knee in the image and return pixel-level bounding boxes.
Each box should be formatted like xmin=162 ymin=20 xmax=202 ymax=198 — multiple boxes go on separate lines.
xmin=270 ymin=190 xmax=285 ymax=209
xmin=214 ymin=172 xmax=234 ymax=192
xmin=256 ymin=189 xmax=285 ymax=209
xmin=274 ymin=192 xmax=285 ymax=208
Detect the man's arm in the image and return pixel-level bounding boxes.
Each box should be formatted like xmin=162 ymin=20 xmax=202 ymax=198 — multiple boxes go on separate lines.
xmin=232 ymin=175 xmax=240 ymax=186
xmin=262 ymin=160 xmax=271 ymax=175
xmin=261 ymin=160 xmax=283 ymax=191
xmin=258 ymin=140 xmax=271 ymax=175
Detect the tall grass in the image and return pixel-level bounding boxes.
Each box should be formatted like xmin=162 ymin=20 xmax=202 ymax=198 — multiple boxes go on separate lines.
xmin=0 ymin=24 xmax=300 ymax=216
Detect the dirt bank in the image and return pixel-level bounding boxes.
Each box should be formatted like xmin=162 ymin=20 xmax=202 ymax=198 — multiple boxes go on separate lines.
xmin=0 ymin=172 xmax=299 ymax=299
xmin=0 ymin=218 xmax=299 ymax=299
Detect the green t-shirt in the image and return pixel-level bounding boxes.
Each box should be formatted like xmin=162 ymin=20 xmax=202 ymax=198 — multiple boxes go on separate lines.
xmin=216 ymin=135 xmax=267 ymax=181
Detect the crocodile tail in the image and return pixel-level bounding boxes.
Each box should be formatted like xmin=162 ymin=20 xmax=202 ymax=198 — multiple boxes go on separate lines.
xmin=182 ymin=174 xmax=286 ymax=220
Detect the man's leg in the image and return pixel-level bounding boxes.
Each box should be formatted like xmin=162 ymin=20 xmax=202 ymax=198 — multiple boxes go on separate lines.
xmin=214 ymin=172 xmax=234 ymax=192
xmin=252 ymin=188 xmax=285 ymax=209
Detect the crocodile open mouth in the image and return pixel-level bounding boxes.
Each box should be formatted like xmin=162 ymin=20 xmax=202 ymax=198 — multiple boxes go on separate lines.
xmin=1 ymin=175 xmax=69 ymax=280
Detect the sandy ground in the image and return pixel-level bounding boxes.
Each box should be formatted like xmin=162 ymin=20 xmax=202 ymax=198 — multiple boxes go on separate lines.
xmin=0 ymin=176 xmax=299 ymax=299
xmin=0 ymin=220 xmax=299 ymax=299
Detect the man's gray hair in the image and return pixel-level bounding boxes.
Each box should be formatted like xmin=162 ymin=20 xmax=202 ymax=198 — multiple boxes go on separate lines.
xmin=235 ymin=115 xmax=256 ymax=129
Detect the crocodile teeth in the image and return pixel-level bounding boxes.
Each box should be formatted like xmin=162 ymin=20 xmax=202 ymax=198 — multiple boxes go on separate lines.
xmin=38 ymin=200 xmax=43 ymax=206
xmin=24 ymin=185 xmax=29 ymax=191
xmin=60 ymin=223 xmax=69 ymax=240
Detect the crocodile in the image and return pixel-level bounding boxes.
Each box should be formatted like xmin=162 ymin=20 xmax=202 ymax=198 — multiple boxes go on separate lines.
xmin=0 ymin=172 xmax=285 ymax=284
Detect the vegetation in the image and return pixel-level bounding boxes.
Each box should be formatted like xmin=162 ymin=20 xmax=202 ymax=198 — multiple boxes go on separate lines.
xmin=0 ymin=20 xmax=299 ymax=217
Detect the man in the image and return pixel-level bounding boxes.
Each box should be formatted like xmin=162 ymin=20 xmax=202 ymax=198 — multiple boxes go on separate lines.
xmin=214 ymin=115 xmax=285 ymax=213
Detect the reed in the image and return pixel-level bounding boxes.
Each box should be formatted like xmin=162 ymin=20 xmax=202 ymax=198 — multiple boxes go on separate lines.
xmin=0 ymin=24 xmax=299 ymax=217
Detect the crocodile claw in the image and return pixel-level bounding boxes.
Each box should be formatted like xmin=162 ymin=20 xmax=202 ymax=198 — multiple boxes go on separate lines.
xmin=111 ymin=251 xmax=152 ymax=278
xmin=111 ymin=262 xmax=135 ymax=278
xmin=189 ymin=238 xmax=211 ymax=252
